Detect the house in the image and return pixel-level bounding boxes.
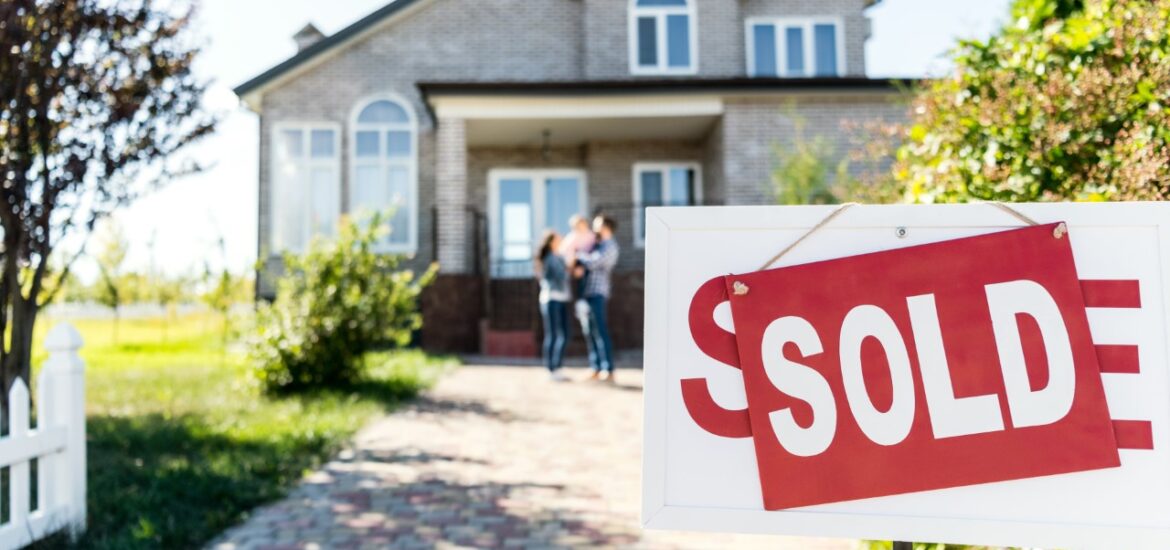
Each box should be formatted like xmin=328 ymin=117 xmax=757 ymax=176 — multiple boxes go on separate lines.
xmin=234 ymin=0 xmax=910 ymax=356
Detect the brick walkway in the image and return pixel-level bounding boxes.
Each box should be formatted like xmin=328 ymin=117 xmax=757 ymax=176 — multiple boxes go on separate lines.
xmin=208 ymin=365 xmax=857 ymax=550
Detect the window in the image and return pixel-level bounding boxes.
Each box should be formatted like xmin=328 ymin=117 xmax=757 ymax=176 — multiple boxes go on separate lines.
xmin=633 ymin=162 xmax=701 ymax=247
xmin=489 ymin=169 xmax=588 ymax=278
xmin=747 ymin=18 xmax=843 ymax=77
xmin=629 ymin=0 xmax=697 ymax=75
xmin=271 ymin=124 xmax=341 ymax=254
xmin=350 ymin=96 xmax=418 ymax=253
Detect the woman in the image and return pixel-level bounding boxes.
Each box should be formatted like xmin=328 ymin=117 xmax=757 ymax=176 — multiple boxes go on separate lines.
xmin=535 ymin=230 xmax=572 ymax=381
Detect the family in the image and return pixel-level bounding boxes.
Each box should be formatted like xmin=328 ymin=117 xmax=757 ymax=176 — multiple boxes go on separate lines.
xmin=534 ymin=214 xmax=620 ymax=382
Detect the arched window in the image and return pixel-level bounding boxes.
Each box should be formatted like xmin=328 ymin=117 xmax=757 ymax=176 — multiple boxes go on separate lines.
xmin=629 ymin=0 xmax=697 ymax=75
xmin=350 ymin=96 xmax=418 ymax=252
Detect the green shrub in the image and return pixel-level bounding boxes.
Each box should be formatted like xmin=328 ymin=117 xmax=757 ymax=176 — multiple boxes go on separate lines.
xmin=250 ymin=214 xmax=437 ymax=392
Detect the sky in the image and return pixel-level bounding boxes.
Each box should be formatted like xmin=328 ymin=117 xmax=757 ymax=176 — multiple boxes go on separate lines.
xmin=85 ymin=0 xmax=1013 ymax=282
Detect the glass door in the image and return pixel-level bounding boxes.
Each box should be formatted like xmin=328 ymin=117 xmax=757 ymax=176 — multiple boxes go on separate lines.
xmin=490 ymin=170 xmax=587 ymax=278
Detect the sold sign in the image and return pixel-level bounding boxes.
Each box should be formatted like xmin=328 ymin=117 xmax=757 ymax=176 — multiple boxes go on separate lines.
xmin=697 ymin=224 xmax=1122 ymax=510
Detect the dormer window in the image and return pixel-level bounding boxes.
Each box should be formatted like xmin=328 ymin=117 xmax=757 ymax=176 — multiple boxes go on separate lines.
xmin=629 ymin=0 xmax=697 ymax=75
xmin=747 ymin=18 xmax=844 ymax=77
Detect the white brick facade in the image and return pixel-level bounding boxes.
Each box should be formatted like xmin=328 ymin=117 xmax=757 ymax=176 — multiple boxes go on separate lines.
xmin=246 ymin=0 xmax=904 ymax=293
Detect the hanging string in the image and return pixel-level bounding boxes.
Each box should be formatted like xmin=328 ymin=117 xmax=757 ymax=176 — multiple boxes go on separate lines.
xmin=988 ymin=201 xmax=1040 ymax=226
xmin=756 ymin=201 xmax=1042 ymax=272
xmin=758 ymin=203 xmax=857 ymax=271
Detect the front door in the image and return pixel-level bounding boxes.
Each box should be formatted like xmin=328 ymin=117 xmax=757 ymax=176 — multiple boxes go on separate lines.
xmin=489 ymin=169 xmax=588 ymax=278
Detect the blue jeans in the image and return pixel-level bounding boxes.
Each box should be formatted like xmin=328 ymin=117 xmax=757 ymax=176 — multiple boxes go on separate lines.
xmin=540 ymin=300 xmax=570 ymax=372
xmin=581 ymin=295 xmax=615 ymax=373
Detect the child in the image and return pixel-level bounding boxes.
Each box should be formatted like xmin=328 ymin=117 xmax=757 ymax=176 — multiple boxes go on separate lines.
xmin=559 ymin=214 xmax=597 ymax=319
xmin=559 ymin=214 xmax=596 ymax=260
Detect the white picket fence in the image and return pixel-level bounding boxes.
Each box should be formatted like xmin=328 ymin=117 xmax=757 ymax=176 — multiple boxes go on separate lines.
xmin=0 ymin=324 xmax=86 ymax=549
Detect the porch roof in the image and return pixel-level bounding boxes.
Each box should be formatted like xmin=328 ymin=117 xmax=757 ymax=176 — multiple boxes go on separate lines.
xmin=418 ymin=77 xmax=915 ymax=99
xmin=420 ymin=77 xmax=913 ymax=147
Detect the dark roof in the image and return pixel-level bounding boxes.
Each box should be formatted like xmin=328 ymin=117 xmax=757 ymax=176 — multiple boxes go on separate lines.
xmin=234 ymin=0 xmax=425 ymax=97
xmin=418 ymin=77 xmax=918 ymax=98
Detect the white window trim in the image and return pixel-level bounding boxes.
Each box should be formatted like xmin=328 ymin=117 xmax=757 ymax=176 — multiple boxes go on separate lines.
xmin=348 ymin=92 xmax=420 ymax=255
xmin=745 ymin=17 xmax=846 ymax=78
xmin=487 ymin=168 xmax=590 ymax=278
xmin=269 ymin=121 xmax=342 ymax=256
xmin=628 ymin=0 xmax=699 ymax=76
xmin=632 ymin=161 xmax=703 ymax=248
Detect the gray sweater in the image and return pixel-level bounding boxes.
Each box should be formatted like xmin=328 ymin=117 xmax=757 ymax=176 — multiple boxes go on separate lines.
xmin=539 ymin=253 xmax=571 ymax=303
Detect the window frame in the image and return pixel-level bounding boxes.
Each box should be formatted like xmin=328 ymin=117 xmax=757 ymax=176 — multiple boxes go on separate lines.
xmin=628 ymin=0 xmax=699 ymax=76
xmin=269 ymin=121 xmax=342 ymax=256
xmin=745 ymin=17 xmax=846 ymax=78
xmin=487 ymin=168 xmax=590 ymax=279
xmin=348 ymin=93 xmax=420 ymax=255
xmin=632 ymin=161 xmax=703 ymax=248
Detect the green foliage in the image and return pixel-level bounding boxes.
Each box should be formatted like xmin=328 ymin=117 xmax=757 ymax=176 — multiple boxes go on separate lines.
xmin=94 ymin=221 xmax=130 ymax=343
xmin=1012 ymin=0 xmax=1085 ymax=29
xmin=771 ymin=111 xmax=908 ymax=205
xmin=93 ymin=221 xmax=129 ymax=313
xmin=39 ymin=262 xmax=86 ymax=305
xmin=771 ymin=114 xmax=840 ymax=205
xmin=895 ymin=0 xmax=1170 ymax=203
xmin=28 ymin=313 xmax=453 ymax=549
xmin=251 ymin=214 xmax=437 ymax=392
xmin=153 ymin=276 xmax=186 ymax=312
xmin=0 ymin=0 xmax=214 ymax=388
xmin=861 ymin=543 xmax=1000 ymax=550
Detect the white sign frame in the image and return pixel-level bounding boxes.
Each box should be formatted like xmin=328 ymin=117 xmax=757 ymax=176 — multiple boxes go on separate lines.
xmin=642 ymin=203 xmax=1170 ymax=549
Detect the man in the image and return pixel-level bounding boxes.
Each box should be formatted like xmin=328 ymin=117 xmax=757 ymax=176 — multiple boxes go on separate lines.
xmin=576 ymin=215 xmax=620 ymax=382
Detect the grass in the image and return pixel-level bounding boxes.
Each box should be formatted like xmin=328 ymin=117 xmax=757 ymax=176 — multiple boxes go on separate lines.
xmin=27 ymin=312 xmax=455 ymax=549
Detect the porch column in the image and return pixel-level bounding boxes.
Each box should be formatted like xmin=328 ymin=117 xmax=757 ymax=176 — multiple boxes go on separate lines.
xmin=435 ymin=116 xmax=469 ymax=274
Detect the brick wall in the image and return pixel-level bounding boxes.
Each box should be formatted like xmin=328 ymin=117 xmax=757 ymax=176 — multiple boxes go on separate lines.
xmin=259 ymin=0 xmax=587 ymax=281
xmin=420 ymin=274 xmax=484 ymax=353
xmin=584 ymin=0 xmax=871 ymax=79
xmin=721 ymin=94 xmax=908 ymax=205
xmin=257 ymin=0 xmax=884 ymax=288
xmin=482 ymin=271 xmax=645 ymax=355
xmin=252 ymin=0 xmax=901 ymax=342
xmin=466 ymin=145 xmax=590 ymax=210
xmin=703 ymin=117 xmax=727 ymax=203
xmin=460 ymin=140 xmax=709 ymax=273
xmin=584 ymin=140 xmax=706 ymax=272
xmin=436 ymin=117 xmax=469 ymax=272
xmin=741 ymin=0 xmax=871 ymax=77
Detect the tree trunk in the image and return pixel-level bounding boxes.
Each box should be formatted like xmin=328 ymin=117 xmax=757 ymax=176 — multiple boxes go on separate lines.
xmin=3 ymin=298 xmax=38 ymax=395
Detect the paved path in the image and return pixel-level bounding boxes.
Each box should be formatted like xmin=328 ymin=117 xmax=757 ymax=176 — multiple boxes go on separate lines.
xmin=209 ymin=365 xmax=857 ymax=550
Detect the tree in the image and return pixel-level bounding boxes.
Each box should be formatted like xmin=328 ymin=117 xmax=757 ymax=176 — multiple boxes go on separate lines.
xmin=202 ymin=237 xmax=236 ymax=363
xmin=0 ymin=0 xmax=213 ymax=390
xmin=93 ymin=221 xmax=129 ymax=344
xmin=146 ymin=229 xmax=185 ymax=341
xmin=154 ymin=275 xmax=186 ymax=343
xmin=893 ymin=0 xmax=1170 ymax=203
xmin=771 ymin=115 xmax=839 ymax=206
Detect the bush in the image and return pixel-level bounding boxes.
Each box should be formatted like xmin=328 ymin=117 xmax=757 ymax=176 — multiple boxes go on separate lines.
xmin=893 ymin=0 xmax=1170 ymax=202
xmin=250 ymin=214 xmax=437 ymax=392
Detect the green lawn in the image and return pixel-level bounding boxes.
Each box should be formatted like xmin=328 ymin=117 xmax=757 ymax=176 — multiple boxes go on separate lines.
xmin=30 ymin=312 xmax=455 ymax=549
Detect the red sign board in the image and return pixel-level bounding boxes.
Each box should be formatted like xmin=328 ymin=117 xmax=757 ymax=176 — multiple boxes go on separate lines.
xmin=721 ymin=224 xmax=1120 ymax=510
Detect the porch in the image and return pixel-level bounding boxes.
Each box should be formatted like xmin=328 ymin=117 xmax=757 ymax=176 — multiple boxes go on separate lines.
xmin=420 ymin=88 xmax=729 ymax=356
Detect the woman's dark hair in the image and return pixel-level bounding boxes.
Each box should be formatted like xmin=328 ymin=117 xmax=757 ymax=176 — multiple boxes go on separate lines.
xmin=535 ymin=230 xmax=558 ymax=266
xmin=595 ymin=214 xmax=617 ymax=233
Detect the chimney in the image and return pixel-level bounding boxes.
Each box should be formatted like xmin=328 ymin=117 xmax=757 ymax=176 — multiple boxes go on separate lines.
xmin=293 ymin=23 xmax=326 ymax=52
